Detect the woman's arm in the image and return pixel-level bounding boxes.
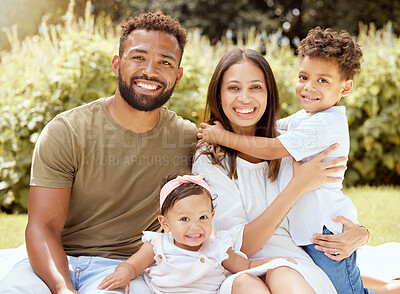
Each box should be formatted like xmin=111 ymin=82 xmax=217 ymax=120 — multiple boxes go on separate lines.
xmin=240 ymin=145 xmax=346 ymax=256
xmin=311 ymin=216 xmax=369 ymax=260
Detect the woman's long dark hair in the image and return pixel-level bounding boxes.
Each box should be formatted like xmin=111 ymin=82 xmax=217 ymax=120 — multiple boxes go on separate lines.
xmin=196 ymin=48 xmax=281 ymax=181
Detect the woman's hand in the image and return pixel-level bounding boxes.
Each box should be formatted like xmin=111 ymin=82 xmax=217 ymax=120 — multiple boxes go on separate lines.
xmin=292 ymin=143 xmax=347 ymax=195
xmin=311 ymin=216 xmax=369 ymax=261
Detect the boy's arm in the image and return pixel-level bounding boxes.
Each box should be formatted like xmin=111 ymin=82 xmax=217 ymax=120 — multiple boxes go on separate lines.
xmin=222 ymin=248 xmax=297 ymax=273
xmin=198 ymin=122 xmax=290 ymax=160
xmin=98 ymin=241 xmax=155 ymax=292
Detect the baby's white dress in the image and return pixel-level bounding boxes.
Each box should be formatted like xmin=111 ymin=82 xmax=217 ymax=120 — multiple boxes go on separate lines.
xmin=142 ymin=231 xmax=231 ymax=293
xmin=193 ymin=153 xmax=337 ymax=294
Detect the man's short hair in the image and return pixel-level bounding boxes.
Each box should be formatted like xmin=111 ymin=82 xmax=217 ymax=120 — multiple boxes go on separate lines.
xmin=297 ymin=27 xmax=363 ymax=80
xmin=119 ymin=12 xmax=187 ymax=58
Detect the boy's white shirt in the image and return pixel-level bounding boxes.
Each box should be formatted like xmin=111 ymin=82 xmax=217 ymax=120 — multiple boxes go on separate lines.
xmin=277 ymin=106 xmax=358 ymax=245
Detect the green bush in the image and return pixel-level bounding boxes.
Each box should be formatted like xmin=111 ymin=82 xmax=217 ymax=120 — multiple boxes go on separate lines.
xmin=345 ymin=23 xmax=400 ymax=185
xmin=0 ymin=3 xmax=118 ymax=212
xmin=0 ymin=3 xmax=399 ymax=213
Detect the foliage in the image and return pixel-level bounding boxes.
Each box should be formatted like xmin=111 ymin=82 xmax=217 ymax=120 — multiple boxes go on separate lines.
xmin=0 ymin=3 xmax=399 ymax=213
xmin=344 ymin=23 xmax=400 ymax=185
xmin=300 ymin=0 xmax=400 ymax=40
xmin=0 ymin=0 xmax=69 ymax=51
xmin=2 ymin=0 xmax=400 ymax=52
xmin=0 ymin=2 xmax=118 ymax=212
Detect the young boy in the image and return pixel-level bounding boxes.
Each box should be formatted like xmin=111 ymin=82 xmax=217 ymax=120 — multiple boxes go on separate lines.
xmin=198 ymin=27 xmax=375 ymax=293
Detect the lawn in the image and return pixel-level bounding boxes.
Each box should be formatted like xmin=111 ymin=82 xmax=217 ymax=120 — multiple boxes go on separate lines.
xmin=0 ymin=213 xmax=28 ymax=249
xmin=344 ymin=186 xmax=400 ymax=246
xmin=0 ymin=186 xmax=399 ymax=249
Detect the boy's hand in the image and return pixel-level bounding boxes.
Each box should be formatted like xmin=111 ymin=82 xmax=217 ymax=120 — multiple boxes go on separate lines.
xmin=98 ymin=272 xmax=130 ymax=294
xmin=197 ymin=121 xmax=225 ymax=144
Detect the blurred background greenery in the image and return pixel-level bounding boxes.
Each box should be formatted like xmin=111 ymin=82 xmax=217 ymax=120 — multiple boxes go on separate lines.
xmin=1 ymin=0 xmax=399 ymax=51
xmin=0 ymin=0 xmax=399 ymax=214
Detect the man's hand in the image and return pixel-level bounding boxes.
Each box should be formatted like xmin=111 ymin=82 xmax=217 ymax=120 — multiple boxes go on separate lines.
xmin=311 ymin=216 xmax=369 ymax=261
xmin=197 ymin=121 xmax=226 ymax=144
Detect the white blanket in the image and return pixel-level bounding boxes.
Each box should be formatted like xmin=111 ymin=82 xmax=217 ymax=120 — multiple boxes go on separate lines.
xmin=0 ymin=243 xmax=399 ymax=282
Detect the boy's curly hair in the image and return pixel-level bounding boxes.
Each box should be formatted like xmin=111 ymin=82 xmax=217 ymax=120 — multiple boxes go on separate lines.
xmin=297 ymin=27 xmax=363 ymax=80
xmin=119 ymin=12 xmax=187 ymax=58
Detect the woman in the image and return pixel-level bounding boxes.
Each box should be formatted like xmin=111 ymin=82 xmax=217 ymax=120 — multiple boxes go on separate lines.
xmin=193 ymin=48 xmax=368 ymax=293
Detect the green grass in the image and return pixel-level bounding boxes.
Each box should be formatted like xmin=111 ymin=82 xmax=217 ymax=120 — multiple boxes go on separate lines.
xmin=0 ymin=213 xmax=28 ymax=249
xmin=343 ymin=186 xmax=400 ymax=246
xmin=0 ymin=186 xmax=399 ymax=249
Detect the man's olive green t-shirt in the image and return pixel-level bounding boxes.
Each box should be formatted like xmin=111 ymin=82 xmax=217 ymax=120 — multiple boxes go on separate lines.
xmin=30 ymin=98 xmax=197 ymax=259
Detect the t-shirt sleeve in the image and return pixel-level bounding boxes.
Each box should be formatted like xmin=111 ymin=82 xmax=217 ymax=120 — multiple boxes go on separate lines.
xmin=277 ymin=115 xmax=332 ymax=161
xmin=30 ymin=116 xmax=77 ymax=188
xmin=276 ymin=116 xmax=290 ymax=135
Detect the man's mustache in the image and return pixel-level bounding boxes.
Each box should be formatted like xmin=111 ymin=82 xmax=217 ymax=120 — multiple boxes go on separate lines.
xmin=130 ymin=75 xmax=166 ymax=87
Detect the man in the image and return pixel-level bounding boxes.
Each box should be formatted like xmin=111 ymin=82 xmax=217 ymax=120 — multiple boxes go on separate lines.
xmin=0 ymin=12 xmax=197 ymax=293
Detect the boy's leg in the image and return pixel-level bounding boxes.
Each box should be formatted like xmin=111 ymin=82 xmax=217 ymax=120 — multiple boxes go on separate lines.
xmin=73 ymin=256 xmax=151 ymax=294
xmin=303 ymin=228 xmax=375 ymax=294
xmin=0 ymin=258 xmax=52 ymax=293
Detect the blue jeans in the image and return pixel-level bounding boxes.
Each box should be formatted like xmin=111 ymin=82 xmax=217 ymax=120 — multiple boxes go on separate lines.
xmin=0 ymin=256 xmax=151 ymax=294
xmin=303 ymin=227 xmax=375 ymax=294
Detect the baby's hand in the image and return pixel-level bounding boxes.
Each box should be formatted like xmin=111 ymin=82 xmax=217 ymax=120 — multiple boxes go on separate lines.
xmin=98 ymin=272 xmax=130 ymax=294
xmin=197 ymin=121 xmax=225 ymax=144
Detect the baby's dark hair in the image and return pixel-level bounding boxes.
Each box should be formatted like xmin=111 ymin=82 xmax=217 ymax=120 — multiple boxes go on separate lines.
xmin=297 ymin=26 xmax=363 ymax=80
xmin=160 ymin=172 xmax=215 ymax=215
xmin=119 ymin=12 xmax=187 ymax=59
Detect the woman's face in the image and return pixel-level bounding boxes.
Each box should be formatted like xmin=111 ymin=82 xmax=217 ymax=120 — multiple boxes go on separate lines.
xmin=220 ymin=60 xmax=267 ymax=135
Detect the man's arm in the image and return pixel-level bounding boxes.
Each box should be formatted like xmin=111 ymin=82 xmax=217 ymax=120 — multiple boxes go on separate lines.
xmin=25 ymin=186 xmax=78 ymax=294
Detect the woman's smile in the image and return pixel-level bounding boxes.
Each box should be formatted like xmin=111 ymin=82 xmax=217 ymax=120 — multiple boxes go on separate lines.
xmin=220 ymin=60 xmax=267 ymax=135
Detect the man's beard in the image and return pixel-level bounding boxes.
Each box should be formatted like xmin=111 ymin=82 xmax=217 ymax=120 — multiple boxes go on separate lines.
xmin=118 ymin=72 xmax=176 ymax=112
